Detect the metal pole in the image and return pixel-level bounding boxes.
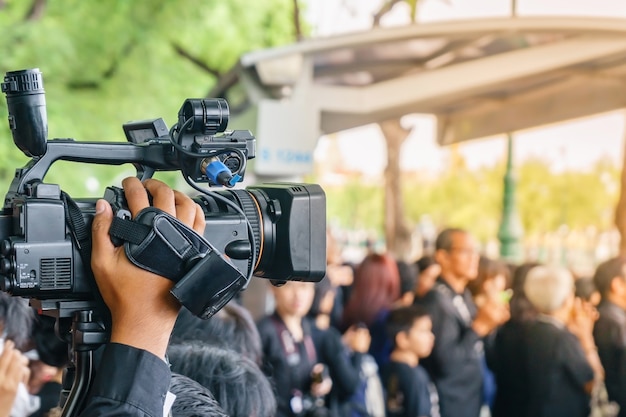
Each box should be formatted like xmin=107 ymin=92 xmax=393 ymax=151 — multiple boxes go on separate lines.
xmin=498 ymin=133 xmax=524 ymax=262
xmin=496 ymin=0 xmax=523 ymax=262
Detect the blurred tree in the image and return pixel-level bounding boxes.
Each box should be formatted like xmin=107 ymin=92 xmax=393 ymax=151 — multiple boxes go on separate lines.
xmin=371 ymin=0 xmax=422 ymax=260
xmin=323 ymin=157 xmax=620 ymax=246
xmin=369 ymin=0 xmax=449 ymax=259
xmin=0 ymin=0 xmax=297 ymax=196
xmin=325 ymin=178 xmax=384 ymax=232
xmin=380 ymin=118 xmax=413 ymax=259
xmin=615 ymin=119 xmax=626 ymax=255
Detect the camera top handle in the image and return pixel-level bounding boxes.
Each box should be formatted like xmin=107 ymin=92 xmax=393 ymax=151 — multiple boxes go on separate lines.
xmin=5 ymin=139 xmax=176 ymax=207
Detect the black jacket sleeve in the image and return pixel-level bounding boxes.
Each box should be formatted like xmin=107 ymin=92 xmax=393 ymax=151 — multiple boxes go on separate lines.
xmin=79 ymin=343 xmax=171 ymax=417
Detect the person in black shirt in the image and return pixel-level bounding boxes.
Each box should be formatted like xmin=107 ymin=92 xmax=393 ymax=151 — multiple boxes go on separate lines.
xmin=467 ymin=256 xmax=510 ymax=413
xmin=415 ymin=228 xmax=508 ymax=417
xmin=592 ymin=256 xmax=626 ymax=416
xmin=487 ymin=262 xmax=540 ymax=417
xmin=310 ymin=278 xmax=385 ymax=417
xmin=523 ymin=265 xmax=600 ymax=417
xmin=257 ymin=281 xmax=332 ymax=417
xmin=382 ymin=305 xmax=438 ymax=417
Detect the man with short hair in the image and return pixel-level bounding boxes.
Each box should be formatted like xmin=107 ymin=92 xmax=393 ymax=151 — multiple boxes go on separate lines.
xmin=593 ymin=256 xmax=626 ymax=416
xmin=415 ymin=228 xmax=509 ymax=417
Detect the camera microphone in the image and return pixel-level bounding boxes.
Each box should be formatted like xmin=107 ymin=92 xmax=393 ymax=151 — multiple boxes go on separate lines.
xmin=1 ymin=68 xmax=48 ymax=157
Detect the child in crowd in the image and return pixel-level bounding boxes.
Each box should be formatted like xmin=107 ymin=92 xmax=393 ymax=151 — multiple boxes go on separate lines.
xmin=339 ymin=323 xmax=386 ymax=417
xmin=382 ymin=305 xmax=439 ymax=417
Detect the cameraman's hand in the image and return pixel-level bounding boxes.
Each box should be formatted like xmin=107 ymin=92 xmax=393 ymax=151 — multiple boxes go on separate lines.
xmin=91 ymin=177 xmax=205 ymax=358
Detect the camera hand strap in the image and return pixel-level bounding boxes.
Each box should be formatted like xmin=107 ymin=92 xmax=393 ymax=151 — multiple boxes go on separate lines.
xmin=109 ymin=208 xmax=248 ymax=319
xmin=109 ymin=208 xmax=205 ymax=279
xmin=61 ymin=192 xmax=112 ymax=325
xmin=62 ymin=192 xmax=92 ymax=257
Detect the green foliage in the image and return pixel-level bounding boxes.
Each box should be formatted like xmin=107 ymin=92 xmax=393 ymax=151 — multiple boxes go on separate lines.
xmin=325 ymin=179 xmax=384 ymax=232
xmin=517 ymin=157 xmax=619 ymax=233
xmin=321 ymin=158 xmax=621 ymax=243
xmin=403 ymin=164 xmax=506 ymax=242
xmin=0 ymin=0 xmax=297 ymax=197
xmin=405 ymin=0 xmax=420 ymax=22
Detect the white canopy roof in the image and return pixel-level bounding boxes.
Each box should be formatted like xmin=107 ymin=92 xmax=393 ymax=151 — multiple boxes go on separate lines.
xmin=215 ymin=16 xmax=626 ymax=174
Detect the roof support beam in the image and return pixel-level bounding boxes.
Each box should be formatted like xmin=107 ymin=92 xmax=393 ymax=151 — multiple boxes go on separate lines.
xmin=437 ymin=76 xmax=626 ymax=144
xmin=313 ymin=36 xmax=626 ymax=115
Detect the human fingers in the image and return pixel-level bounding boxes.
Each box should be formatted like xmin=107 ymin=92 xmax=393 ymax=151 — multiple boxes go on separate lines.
xmin=314 ymin=378 xmax=333 ymax=397
xmin=581 ymin=301 xmax=598 ymax=321
xmin=91 ymin=199 xmax=115 ymax=274
xmin=0 ymin=347 xmax=22 ymax=417
xmin=12 ymin=351 xmax=29 ymax=384
xmin=172 ymin=189 xmax=204 ymax=232
xmin=143 ymin=179 xmax=175 ymax=216
xmin=16 ymin=350 xmax=28 ymax=368
xmin=0 ymin=342 xmax=28 ymax=386
xmin=0 ymin=340 xmax=15 ymax=376
xmin=122 ymin=177 xmax=152 ymax=217
xmin=192 ymin=203 xmax=205 ymax=234
xmin=341 ymin=327 xmax=354 ymax=345
xmin=311 ymin=363 xmax=324 ymax=375
xmin=21 ymin=360 xmax=30 ymax=385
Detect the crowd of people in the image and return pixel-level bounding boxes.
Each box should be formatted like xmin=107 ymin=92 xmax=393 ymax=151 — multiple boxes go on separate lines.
xmin=1 ymin=179 xmax=626 ymax=417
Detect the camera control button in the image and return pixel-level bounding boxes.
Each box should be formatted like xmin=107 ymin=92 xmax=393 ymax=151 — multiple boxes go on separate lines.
xmin=0 ymin=240 xmax=12 ymax=256
xmin=0 ymin=258 xmax=13 ymax=274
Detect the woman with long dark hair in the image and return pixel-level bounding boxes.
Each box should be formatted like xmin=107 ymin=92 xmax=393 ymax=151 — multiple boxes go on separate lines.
xmin=342 ymin=253 xmax=401 ymax=371
xmin=342 ymin=253 xmax=401 ymax=330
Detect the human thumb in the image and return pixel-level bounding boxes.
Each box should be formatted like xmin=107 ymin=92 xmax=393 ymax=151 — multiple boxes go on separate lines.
xmin=91 ymin=199 xmax=114 ymax=258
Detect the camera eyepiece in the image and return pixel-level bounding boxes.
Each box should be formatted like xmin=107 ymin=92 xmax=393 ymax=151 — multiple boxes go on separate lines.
xmin=1 ymin=68 xmax=48 ymax=157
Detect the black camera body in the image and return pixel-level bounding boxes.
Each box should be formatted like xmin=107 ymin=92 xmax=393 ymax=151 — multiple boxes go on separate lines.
xmin=0 ymin=68 xmax=326 ymax=319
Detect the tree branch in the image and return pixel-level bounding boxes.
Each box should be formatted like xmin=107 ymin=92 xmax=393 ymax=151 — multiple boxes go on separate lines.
xmin=171 ymin=42 xmax=221 ymax=78
xmin=67 ymin=41 xmax=137 ymax=90
xmin=372 ymin=0 xmax=403 ymax=27
xmin=292 ymin=0 xmax=303 ymax=41
xmin=103 ymin=41 xmax=136 ymax=79
xmin=24 ymin=0 xmax=46 ymax=21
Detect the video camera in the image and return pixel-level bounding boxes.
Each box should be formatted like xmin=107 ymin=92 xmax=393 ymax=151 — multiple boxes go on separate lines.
xmin=0 ymin=68 xmax=326 ymax=320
